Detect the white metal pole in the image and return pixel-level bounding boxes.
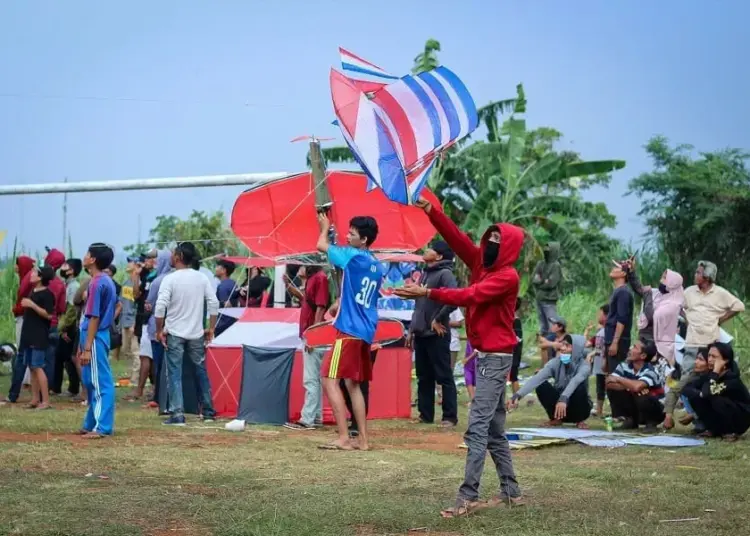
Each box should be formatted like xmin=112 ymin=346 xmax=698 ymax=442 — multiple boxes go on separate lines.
xmin=0 ymin=172 xmax=289 ymax=196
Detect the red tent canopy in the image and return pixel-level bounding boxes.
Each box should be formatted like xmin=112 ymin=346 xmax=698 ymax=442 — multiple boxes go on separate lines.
xmin=231 ymin=171 xmax=440 ymax=259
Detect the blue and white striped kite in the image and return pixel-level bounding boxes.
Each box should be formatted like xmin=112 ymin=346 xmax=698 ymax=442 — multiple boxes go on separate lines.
xmin=331 ymin=48 xmax=478 ymax=205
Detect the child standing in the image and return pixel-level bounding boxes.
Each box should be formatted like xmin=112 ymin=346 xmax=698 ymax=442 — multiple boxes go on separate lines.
xmin=20 ymin=266 xmax=56 ymax=410
xmin=585 ymin=304 xmax=609 ymax=417
xmin=463 ymin=341 xmax=477 ymax=405
xmin=78 ymin=243 xmax=118 ymax=438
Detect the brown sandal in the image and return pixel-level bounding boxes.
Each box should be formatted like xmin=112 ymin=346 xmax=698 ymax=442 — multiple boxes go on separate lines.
xmin=487 ymin=495 xmax=526 ymax=508
xmin=440 ymin=499 xmax=486 ymax=518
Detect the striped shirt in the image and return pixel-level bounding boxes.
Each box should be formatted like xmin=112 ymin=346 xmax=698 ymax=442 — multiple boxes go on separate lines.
xmin=612 ymin=361 xmax=664 ymax=398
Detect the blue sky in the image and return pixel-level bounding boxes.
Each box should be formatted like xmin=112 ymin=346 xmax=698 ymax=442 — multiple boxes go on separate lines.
xmin=1 ymin=1 xmax=749 ymax=258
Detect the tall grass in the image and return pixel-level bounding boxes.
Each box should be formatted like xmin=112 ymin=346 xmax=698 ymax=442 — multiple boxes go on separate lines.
xmin=0 ymin=239 xmax=19 ymax=343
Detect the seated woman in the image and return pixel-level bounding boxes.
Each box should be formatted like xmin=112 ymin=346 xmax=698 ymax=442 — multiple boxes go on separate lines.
xmin=236 ymin=266 xmax=272 ymax=307
xmin=509 ymin=334 xmax=592 ymax=428
xmin=682 ymin=342 xmax=750 ymax=442
xmin=606 ymin=340 xmax=664 ymax=433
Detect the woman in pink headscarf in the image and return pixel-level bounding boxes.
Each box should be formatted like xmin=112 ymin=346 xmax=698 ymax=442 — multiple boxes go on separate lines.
xmin=625 ymin=257 xmax=684 ymax=365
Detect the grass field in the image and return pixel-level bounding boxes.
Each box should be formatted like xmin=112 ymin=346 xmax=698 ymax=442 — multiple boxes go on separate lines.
xmin=1 ymin=359 xmax=749 ymax=536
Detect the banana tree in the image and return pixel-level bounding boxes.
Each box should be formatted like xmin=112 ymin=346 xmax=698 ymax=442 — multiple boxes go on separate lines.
xmin=455 ymin=113 xmax=625 ymax=281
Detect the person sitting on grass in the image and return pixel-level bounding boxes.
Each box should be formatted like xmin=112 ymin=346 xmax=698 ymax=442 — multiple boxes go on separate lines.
xmin=19 ymin=266 xmax=57 ymax=410
xmin=676 ymin=347 xmax=709 ymax=429
xmin=508 ymin=334 xmax=592 ymax=428
xmin=682 ymin=342 xmax=750 ymax=441
xmin=605 ymin=340 xmax=664 ymax=433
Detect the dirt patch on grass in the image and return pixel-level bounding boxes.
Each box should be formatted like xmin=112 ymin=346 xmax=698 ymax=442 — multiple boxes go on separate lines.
xmin=0 ymin=431 xmax=91 ymax=444
xmin=370 ymin=429 xmax=466 ymax=454
xmin=0 ymin=428 xmax=281 ymax=447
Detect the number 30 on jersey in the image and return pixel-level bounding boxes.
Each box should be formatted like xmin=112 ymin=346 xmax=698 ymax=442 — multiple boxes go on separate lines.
xmin=355 ymin=276 xmax=378 ymax=308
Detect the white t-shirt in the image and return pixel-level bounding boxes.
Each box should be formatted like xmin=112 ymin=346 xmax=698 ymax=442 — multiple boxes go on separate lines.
xmin=155 ymin=269 xmax=220 ymax=340
xmin=449 ymin=309 xmax=464 ymax=352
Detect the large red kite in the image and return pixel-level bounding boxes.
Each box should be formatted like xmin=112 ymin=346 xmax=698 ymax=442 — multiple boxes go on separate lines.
xmin=231 ymin=171 xmax=439 ymax=259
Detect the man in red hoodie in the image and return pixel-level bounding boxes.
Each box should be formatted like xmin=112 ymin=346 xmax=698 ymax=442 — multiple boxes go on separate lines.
xmin=5 ymin=256 xmax=36 ymax=403
xmin=396 ymin=198 xmax=525 ymax=518
xmin=41 ymin=248 xmax=68 ymax=393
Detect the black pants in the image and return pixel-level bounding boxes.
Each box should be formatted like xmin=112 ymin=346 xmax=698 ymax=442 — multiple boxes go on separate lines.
xmin=414 ymin=333 xmax=457 ymax=424
xmin=608 ymin=389 xmax=664 ymax=425
xmin=52 ymin=332 xmax=80 ymax=395
xmin=685 ymin=392 xmax=750 ymax=437
xmin=595 ymin=374 xmax=606 ymax=402
xmin=341 ymin=350 xmax=378 ymax=432
xmin=510 ymin=341 xmax=522 ymax=383
xmin=536 ymin=381 xmax=592 ymax=423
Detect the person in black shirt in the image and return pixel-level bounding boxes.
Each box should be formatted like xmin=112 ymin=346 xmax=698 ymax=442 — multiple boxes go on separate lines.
xmin=604 ymin=261 xmax=634 ymax=373
xmin=683 ymin=342 xmax=750 ymax=441
xmin=20 ymin=266 xmax=56 ymax=410
xmin=133 ymin=251 xmax=157 ymax=340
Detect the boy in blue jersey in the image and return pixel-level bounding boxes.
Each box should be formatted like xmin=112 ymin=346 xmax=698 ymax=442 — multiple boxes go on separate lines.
xmin=77 ymin=243 xmax=118 ymax=438
xmin=316 ymin=213 xmax=385 ymax=451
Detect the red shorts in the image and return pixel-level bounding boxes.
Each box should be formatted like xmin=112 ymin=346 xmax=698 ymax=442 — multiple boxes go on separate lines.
xmin=321 ymin=331 xmax=372 ymax=382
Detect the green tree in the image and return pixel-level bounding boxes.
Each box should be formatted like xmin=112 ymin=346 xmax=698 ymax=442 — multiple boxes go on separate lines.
xmin=628 ymin=136 xmax=750 ymax=296
xmin=412 ymin=38 xmax=441 ymax=74
xmin=125 ymin=210 xmax=247 ymax=259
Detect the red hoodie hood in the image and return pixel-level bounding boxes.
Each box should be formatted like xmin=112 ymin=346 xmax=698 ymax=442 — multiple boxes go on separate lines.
xmin=16 ymin=256 xmax=35 ymax=279
xmin=479 ymin=223 xmax=525 ymax=271
xmin=426 ymin=209 xmax=526 ymax=354
xmin=45 ymin=248 xmax=65 ymax=270
xmin=13 ymin=256 xmax=37 ymax=317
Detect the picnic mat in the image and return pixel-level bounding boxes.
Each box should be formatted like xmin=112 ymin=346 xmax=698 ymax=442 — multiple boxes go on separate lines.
xmin=507 ymin=428 xmax=705 ymax=448
xmin=458 ymin=436 xmax=567 ymax=450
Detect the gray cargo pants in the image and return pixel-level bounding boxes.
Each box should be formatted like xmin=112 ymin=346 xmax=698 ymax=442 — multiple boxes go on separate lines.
xmin=458 ymin=352 xmax=521 ymax=502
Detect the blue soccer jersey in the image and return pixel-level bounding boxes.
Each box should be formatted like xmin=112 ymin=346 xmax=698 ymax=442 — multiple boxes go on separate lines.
xmin=81 ymin=273 xmax=118 ymax=333
xmin=328 ymin=245 xmax=385 ymax=344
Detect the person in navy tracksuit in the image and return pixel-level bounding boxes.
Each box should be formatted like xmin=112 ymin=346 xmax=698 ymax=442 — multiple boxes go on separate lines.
xmin=78 ymin=243 xmax=118 ymax=438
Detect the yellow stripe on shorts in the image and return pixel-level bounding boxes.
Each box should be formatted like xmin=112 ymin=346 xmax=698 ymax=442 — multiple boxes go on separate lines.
xmin=328 ymin=339 xmax=343 ymax=377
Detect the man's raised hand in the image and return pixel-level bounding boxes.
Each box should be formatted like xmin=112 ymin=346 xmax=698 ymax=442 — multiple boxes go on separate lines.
xmin=317 ymin=211 xmax=330 ymax=231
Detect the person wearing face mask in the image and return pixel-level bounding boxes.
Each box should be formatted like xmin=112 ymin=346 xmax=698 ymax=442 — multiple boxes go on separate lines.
xmin=396 ymin=197 xmax=525 ymax=518
xmin=508 ymin=334 xmax=592 ymax=428
xmin=52 ymin=259 xmax=83 ymax=396
xmin=623 ymin=256 xmax=684 ymax=363
xmin=532 ymin=243 xmax=562 ymax=337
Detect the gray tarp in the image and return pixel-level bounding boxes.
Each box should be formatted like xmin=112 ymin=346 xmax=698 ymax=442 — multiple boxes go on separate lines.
xmin=238 ymin=345 xmax=296 ymax=425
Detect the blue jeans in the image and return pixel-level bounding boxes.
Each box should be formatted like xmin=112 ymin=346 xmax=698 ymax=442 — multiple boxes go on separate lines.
xmin=150 ymin=340 xmax=164 ymax=403
xmin=8 ymin=350 xmax=26 ymax=402
xmin=165 ymin=334 xmax=215 ymax=419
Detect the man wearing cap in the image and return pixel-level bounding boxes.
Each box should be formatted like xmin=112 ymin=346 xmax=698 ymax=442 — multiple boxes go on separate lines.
xmin=663 ymin=260 xmax=745 ymax=430
xmin=407 ymin=240 xmax=459 ymax=427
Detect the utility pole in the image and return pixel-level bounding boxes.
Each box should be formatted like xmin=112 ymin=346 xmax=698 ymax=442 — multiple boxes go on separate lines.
xmin=62 ymin=177 xmax=68 ymax=247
